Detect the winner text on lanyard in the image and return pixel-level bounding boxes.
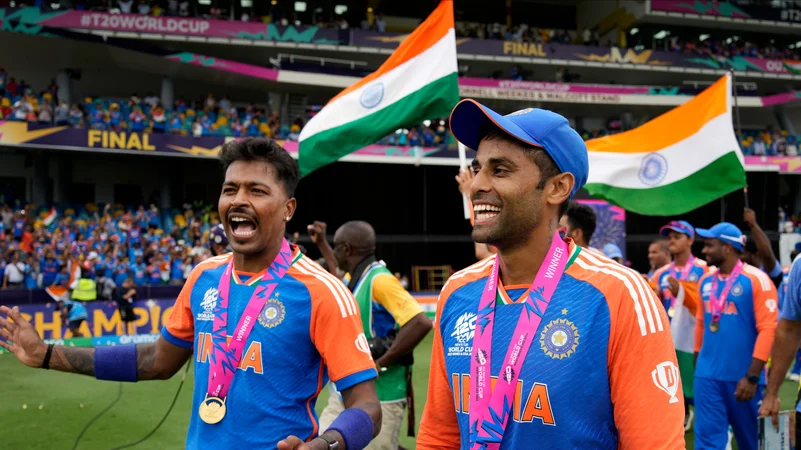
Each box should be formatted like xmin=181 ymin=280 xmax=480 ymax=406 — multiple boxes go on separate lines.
xmin=469 ymin=231 xmax=569 ymax=449
xmin=198 ymin=239 xmax=293 ymax=425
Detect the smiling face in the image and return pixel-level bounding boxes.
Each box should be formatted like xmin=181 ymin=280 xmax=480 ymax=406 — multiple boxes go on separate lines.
xmin=469 ymin=136 xmax=559 ymax=249
xmin=218 ymin=160 xmax=296 ymax=257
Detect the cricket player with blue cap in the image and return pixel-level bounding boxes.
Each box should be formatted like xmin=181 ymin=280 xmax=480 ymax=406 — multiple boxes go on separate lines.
xmin=692 ymin=222 xmax=778 ymax=450
xmin=418 ymin=100 xmax=683 ymax=449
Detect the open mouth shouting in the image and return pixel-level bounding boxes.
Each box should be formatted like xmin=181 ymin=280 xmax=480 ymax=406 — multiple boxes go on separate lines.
xmin=473 ymin=203 xmax=501 ymax=224
xmin=228 ymin=212 xmax=258 ymax=240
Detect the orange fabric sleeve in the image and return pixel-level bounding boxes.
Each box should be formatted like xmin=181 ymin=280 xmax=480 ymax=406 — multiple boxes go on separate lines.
xmin=309 ymin=282 xmax=377 ymax=384
xmin=607 ymin=281 xmax=685 ymax=449
xmin=750 ymin=273 xmax=779 ymax=361
xmin=417 ymin=287 xmax=462 ymax=449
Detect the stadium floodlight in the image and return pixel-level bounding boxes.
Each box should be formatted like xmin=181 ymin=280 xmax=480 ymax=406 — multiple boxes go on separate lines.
xmin=629 ymin=28 xmax=639 ymax=35
xmin=295 ymin=1 xmax=307 ymax=12
xmin=335 ymin=4 xmax=348 ymax=14
xmin=699 ymin=34 xmax=710 ymax=41
xmin=653 ymin=30 xmax=670 ymax=39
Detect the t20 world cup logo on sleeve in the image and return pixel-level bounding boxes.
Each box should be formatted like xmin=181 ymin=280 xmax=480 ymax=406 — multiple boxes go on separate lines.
xmin=651 ymin=361 xmax=680 ymax=404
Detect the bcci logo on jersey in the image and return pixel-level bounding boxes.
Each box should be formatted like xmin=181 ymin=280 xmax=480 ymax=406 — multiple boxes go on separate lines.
xmin=258 ymin=298 xmax=285 ymax=328
xmin=540 ymin=319 xmax=579 ymax=360
xmin=652 ymin=361 xmax=680 ymax=404
xmin=197 ymin=288 xmax=218 ymax=321
xmin=448 ymin=312 xmax=476 ymax=357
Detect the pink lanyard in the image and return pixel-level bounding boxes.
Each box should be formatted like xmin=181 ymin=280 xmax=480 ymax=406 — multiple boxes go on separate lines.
xmin=207 ymin=238 xmax=292 ymax=399
xmin=469 ymin=231 xmax=569 ymax=450
xmin=710 ymin=260 xmax=743 ymax=324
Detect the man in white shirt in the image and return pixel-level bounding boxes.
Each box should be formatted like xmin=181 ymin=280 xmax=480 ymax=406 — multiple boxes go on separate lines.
xmin=3 ymin=253 xmax=25 ymax=289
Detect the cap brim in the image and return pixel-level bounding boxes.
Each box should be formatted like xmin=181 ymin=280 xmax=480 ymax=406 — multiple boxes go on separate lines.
xmin=449 ymin=99 xmax=544 ymax=151
xmin=660 ymin=226 xmax=692 ymax=238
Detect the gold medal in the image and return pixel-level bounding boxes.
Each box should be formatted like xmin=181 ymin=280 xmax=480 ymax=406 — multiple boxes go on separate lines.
xmin=667 ymin=306 xmax=675 ymax=318
xmin=199 ymin=396 xmax=226 ymax=424
xmin=709 ymin=321 xmax=720 ymax=333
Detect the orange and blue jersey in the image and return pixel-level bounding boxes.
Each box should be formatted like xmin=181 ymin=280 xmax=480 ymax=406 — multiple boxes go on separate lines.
xmin=162 ymin=247 xmax=376 ymax=449
xmin=417 ymin=242 xmax=684 ymax=449
xmin=694 ymin=264 xmax=778 ymax=385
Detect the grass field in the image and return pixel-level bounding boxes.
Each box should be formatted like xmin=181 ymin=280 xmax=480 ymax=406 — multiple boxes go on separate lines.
xmin=1 ymin=333 xmax=798 ymax=449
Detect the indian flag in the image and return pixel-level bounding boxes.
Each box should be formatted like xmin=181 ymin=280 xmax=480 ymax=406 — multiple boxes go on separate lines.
xmin=298 ymin=0 xmax=460 ymax=177
xmin=43 ymin=206 xmax=57 ymax=227
xmin=584 ymin=73 xmax=745 ymax=215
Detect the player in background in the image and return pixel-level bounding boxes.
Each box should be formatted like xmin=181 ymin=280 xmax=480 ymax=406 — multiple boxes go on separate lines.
xmin=742 ymin=208 xmax=782 ymax=287
xmin=0 ymin=138 xmax=381 ymax=450
xmin=647 ymin=238 xmax=671 ymax=279
xmin=310 ymin=220 xmax=432 ymax=450
xmin=759 ymin=249 xmax=801 ymax=441
xmin=558 ymin=201 xmax=596 ymax=249
xmin=651 ymin=220 xmax=708 ymax=431
xmin=777 ymin=249 xmax=801 ymax=381
xmin=602 ymin=243 xmax=624 ymax=264
xmin=58 ymin=298 xmax=89 ymax=338
xmin=208 ymin=223 xmax=230 ymax=257
xmin=691 ymin=223 xmax=778 ymax=450
xmin=417 ymin=99 xmax=684 ymax=449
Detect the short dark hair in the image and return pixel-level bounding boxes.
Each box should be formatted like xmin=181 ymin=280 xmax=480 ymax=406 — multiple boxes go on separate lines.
xmin=564 ymin=202 xmax=597 ymax=243
xmin=219 ymin=138 xmax=300 ymax=197
xmin=480 ymin=123 xmax=568 ymax=216
xmin=651 ymin=238 xmax=670 ymax=252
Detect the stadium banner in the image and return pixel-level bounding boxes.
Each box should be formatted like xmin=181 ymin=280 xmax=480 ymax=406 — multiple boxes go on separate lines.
xmin=649 ymin=0 xmax=801 ymax=24
xmin=0 ymin=298 xmax=176 ymax=341
xmin=0 ymin=120 xmax=448 ymax=162
xmin=0 ymin=7 xmax=340 ymax=43
xmin=4 ymin=7 xmax=801 ymax=76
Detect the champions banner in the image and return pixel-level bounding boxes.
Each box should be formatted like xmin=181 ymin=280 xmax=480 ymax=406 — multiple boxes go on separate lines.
xmin=0 ymin=298 xmax=174 ymax=343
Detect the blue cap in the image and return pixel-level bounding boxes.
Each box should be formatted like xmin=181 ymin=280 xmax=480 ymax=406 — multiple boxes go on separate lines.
xmin=210 ymin=224 xmax=228 ymax=247
xmin=696 ymin=222 xmax=745 ymax=251
xmin=659 ymin=220 xmax=695 ymax=238
xmin=449 ymin=99 xmax=589 ymax=198
xmin=602 ymin=243 xmax=623 ymax=259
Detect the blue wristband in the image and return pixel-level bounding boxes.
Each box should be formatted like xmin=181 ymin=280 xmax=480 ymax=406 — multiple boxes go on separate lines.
xmin=94 ymin=345 xmax=138 ymax=382
xmin=327 ymin=408 xmax=374 ymax=450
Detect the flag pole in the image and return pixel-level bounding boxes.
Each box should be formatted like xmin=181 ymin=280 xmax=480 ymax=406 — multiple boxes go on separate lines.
xmin=730 ymin=69 xmax=749 ymax=209
xmin=458 ymin=142 xmax=471 ymax=220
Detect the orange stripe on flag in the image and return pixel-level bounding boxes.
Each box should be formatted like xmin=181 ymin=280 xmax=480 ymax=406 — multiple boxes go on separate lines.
xmin=326 ymin=0 xmax=454 ymax=105
xmin=586 ymin=74 xmax=729 ymax=154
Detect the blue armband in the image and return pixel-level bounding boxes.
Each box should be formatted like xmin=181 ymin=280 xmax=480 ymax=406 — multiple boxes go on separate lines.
xmin=327 ymin=408 xmax=374 ymax=450
xmin=94 ymin=344 xmax=138 ymax=382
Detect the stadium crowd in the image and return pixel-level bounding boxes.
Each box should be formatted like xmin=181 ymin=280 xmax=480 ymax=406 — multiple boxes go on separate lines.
xmin=0 ymin=201 xmax=227 ymax=290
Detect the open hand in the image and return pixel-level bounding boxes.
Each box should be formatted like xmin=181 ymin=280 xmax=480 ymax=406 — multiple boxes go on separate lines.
xmin=0 ymin=305 xmax=47 ymax=368
xmin=277 ymin=436 xmax=324 ymax=450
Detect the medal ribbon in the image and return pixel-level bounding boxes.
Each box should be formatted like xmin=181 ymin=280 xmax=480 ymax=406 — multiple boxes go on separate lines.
xmin=207 ymin=238 xmax=292 ymax=400
xmin=709 ymin=260 xmax=743 ymax=324
xmin=468 ymin=231 xmax=569 ymax=450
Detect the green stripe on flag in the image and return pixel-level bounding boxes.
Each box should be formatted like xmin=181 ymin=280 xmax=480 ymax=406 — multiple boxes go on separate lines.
xmin=584 ymin=152 xmax=745 ymax=216
xmin=298 ymin=72 xmax=460 ymax=177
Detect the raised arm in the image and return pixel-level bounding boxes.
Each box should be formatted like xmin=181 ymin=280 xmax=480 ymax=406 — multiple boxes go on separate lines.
xmin=307 ymin=221 xmax=339 ymax=276
xmin=744 ymin=208 xmax=778 ymax=276
xmin=0 ymin=305 xmax=192 ymax=380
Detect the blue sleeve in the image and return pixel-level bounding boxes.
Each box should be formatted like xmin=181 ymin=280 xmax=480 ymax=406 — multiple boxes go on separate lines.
xmin=160 ymin=327 xmax=194 ymax=349
xmin=769 ymin=260 xmax=783 ymax=278
xmin=781 ymin=259 xmax=801 ymax=321
xmin=334 ymin=368 xmax=378 ymax=392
